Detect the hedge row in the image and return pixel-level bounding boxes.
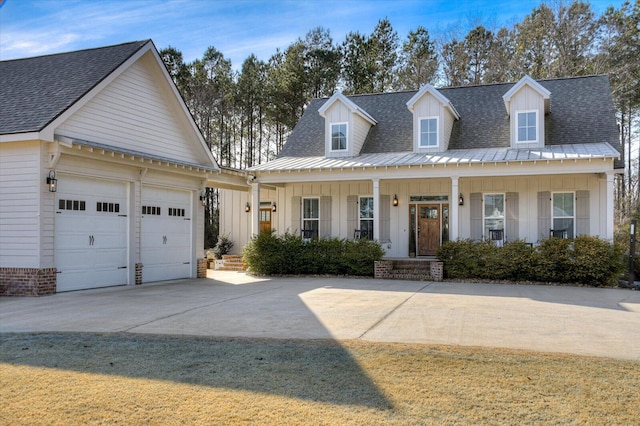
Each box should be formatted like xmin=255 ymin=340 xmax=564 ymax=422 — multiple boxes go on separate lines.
xmin=436 ymin=236 xmax=625 ymax=286
xmin=243 ymin=231 xmax=385 ymax=276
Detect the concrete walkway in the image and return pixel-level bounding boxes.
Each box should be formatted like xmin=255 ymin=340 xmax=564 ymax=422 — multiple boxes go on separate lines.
xmin=1 ymin=271 xmax=639 ymax=360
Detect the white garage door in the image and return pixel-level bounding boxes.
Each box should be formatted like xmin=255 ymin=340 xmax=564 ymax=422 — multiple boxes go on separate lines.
xmin=141 ymin=186 xmax=192 ymax=282
xmin=55 ymin=176 xmax=128 ymax=292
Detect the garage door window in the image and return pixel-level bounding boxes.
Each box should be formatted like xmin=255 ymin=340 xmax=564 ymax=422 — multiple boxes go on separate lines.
xmin=142 ymin=205 xmax=161 ymax=215
xmin=168 ymin=208 xmax=185 ymax=217
xmin=97 ymin=202 xmax=120 ymax=213
xmin=58 ymin=199 xmax=86 ymax=211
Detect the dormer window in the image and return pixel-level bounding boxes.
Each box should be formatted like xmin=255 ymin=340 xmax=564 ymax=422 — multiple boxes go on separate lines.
xmin=517 ymin=111 xmax=537 ymax=143
xmin=503 ymin=76 xmax=550 ymax=148
xmin=331 ymin=122 xmax=348 ymax=151
xmin=419 ymin=117 xmax=438 ymax=147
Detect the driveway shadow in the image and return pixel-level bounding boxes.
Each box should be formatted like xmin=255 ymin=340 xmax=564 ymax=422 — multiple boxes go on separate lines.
xmin=0 ymin=332 xmax=392 ymax=409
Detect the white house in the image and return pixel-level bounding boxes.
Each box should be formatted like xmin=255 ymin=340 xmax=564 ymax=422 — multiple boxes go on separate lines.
xmin=0 ymin=40 xmax=244 ymax=295
xmin=220 ymin=75 xmax=622 ymax=259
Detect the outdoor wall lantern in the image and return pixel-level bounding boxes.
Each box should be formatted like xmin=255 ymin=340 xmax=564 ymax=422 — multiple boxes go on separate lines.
xmin=47 ymin=170 xmax=57 ymax=192
xmin=199 ymin=193 xmax=206 ymax=206
xmin=458 ymin=193 xmax=464 ymax=206
xmin=393 ymin=194 xmax=399 ymax=207
xmin=245 ymin=202 xmax=251 ymax=213
xmin=272 ymin=202 xmax=277 ymax=213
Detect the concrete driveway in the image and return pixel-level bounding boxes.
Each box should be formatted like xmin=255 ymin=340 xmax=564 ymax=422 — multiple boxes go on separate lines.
xmin=1 ymin=271 xmax=639 ymax=360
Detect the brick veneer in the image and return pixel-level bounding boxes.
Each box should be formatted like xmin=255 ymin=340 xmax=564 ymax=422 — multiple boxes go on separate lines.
xmin=197 ymin=258 xmax=207 ymax=278
xmin=135 ymin=263 xmax=143 ymax=285
xmin=0 ymin=268 xmax=57 ymax=296
xmin=374 ymin=260 xmax=443 ymax=282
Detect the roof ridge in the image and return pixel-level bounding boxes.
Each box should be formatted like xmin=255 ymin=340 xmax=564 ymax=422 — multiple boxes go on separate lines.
xmin=0 ymin=40 xmax=150 ymax=63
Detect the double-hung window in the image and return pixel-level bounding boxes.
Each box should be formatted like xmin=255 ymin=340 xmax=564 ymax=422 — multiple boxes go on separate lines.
xmin=517 ymin=111 xmax=537 ymax=143
xmin=419 ymin=117 xmax=438 ymax=147
xmin=331 ymin=123 xmax=347 ymax=151
xmin=359 ymin=197 xmax=374 ymax=240
xmin=552 ymin=192 xmax=574 ymax=238
xmin=302 ymin=198 xmax=319 ymax=239
xmin=483 ymin=193 xmax=504 ymax=239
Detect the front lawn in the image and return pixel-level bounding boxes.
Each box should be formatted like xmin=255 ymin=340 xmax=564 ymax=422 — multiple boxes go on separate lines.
xmin=1 ymin=333 xmax=638 ymax=425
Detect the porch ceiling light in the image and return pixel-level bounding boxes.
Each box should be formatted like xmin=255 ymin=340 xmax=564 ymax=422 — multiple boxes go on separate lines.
xmin=393 ymin=194 xmax=399 ymax=207
xmin=46 ymin=170 xmax=57 ymax=192
xmin=458 ymin=193 xmax=464 ymax=206
xmin=245 ymin=202 xmax=251 ymax=213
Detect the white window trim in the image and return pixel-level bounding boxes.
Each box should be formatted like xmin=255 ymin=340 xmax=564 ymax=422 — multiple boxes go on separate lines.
xmin=302 ymin=197 xmax=320 ymax=237
xmin=330 ymin=122 xmax=349 ymax=152
xmin=515 ymin=110 xmax=538 ymax=144
xmin=418 ymin=116 xmax=439 ymax=148
xmin=551 ymin=191 xmax=576 ymax=237
xmin=359 ymin=195 xmax=374 ymax=240
xmin=482 ymin=193 xmax=505 ymax=240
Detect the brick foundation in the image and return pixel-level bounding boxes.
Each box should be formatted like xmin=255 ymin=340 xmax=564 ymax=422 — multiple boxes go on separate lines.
xmin=0 ymin=268 xmax=57 ymax=296
xmin=197 ymin=258 xmax=207 ymax=278
xmin=135 ymin=263 xmax=143 ymax=285
xmin=374 ymin=259 xmax=443 ymax=282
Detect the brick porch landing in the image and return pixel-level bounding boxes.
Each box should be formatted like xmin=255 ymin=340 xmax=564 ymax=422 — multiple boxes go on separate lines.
xmin=374 ymin=259 xmax=443 ymax=281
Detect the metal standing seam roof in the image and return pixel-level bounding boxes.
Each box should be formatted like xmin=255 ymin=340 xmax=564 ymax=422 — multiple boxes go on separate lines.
xmin=249 ymin=142 xmax=620 ymax=172
xmin=273 ymin=75 xmax=623 ymax=170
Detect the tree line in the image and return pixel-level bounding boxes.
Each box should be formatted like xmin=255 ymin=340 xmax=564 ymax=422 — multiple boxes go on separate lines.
xmin=159 ymin=1 xmax=639 ymax=245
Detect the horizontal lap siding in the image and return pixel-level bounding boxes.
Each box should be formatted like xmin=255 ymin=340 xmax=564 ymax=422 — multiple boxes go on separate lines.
xmin=56 ymin=56 xmax=202 ymax=164
xmin=0 ymin=142 xmax=41 ymax=267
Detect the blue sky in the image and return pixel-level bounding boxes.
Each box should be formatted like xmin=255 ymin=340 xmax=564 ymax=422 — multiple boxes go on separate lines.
xmin=0 ymin=0 xmax=625 ymax=69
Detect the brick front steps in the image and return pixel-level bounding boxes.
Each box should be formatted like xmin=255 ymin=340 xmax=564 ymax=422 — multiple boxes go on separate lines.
xmin=374 ymin=259 xmax=443 ymax=281
xmin=217 ymin=255 xmax=246 ymax=271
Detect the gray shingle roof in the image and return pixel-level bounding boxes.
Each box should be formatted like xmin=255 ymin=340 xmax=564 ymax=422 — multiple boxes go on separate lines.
xmin=0 ymin=40 xmax=150 ymax=135
xmin=277 ymin=75 xmax=622 ymax=167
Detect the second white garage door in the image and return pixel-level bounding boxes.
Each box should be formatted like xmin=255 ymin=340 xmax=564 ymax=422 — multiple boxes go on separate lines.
xmin=141 ymin=186 xmax=192 ymax=282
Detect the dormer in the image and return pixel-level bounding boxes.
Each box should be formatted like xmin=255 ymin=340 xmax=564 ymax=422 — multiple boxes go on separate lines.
xmin=318 ymin=92 xmax=376 ymax=158
xmin=406 ymin=84 xmax=460 ymax=153
xmin=502 ymin=75 xmax=551 ymax=149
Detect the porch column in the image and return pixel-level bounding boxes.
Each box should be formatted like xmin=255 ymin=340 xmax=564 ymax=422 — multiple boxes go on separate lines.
xmin=373 ymin=178 xmax=380 ymax=240
xmin=605 ymin=171 xmax=614 ymax=240
xmin=251 ymin=183 xmax=260 ymax=237
xmin=450 ymin=176 xmax=459 ymax=241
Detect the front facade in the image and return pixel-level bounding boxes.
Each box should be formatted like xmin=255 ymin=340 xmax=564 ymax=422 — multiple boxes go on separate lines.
xmin=221 ymin=75 xmax=622 ymax=258
xmin=0 ymin=41 xmax=241 ymax=295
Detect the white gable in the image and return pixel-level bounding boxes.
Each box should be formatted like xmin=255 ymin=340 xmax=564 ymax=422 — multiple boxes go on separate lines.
xmin=502 ymin=75 xmax=551 ymax=115
xmin=319 ymin=92 xmax=376 ymax=158
xmin=55 ymin=50 xmax=215 ymax=167
xmin=406 ymin=84 xmax=459 ymax=153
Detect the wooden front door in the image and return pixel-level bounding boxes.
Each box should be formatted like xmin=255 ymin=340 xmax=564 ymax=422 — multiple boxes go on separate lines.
xmin=259 ymin=208 xmax=271 ymax=234
xmin=418 ymin=205 xmax=440 ymax=256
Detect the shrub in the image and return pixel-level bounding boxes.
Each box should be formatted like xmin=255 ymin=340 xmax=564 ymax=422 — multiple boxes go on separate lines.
xmin=437 ymin=237 xmax=622 ymax=286
xmin=569 ymin=236 xmax=624 ymax=286
xmin=529 ymin=237 xmax=572 ymax=283
xmin=242 ymin=232 xmax=384 ymax=276
xmin=212 ymin=235 xmax=233 ymax=259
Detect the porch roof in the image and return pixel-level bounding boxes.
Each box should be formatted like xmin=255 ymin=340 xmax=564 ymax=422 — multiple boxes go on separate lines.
xmin=249 ymin=142 xmax=619 ymax=172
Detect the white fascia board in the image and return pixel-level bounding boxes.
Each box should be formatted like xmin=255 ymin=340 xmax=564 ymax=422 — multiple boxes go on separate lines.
xmin=406 ymin=84 xmax=460 ymax=120
xmin=318 ymin=92 xmax=377 ymax=125
xmin=502 ymin=75 xmax=551 ymax=114
xmin=145 ymin=43 xmax=220 ymax=170
xmin=254 ymin=158 xmax=615 ymax=184
xmin=0 ymin=132 xmax=42 ymax=143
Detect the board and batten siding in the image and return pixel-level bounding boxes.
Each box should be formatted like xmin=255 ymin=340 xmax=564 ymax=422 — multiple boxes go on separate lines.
xmin=351 ymin=114 xmax=372 ymax=155
xmin=411 ymin=92 xmax=448 ymax=153
xmin=55 ymin=52 xmax=204 ymax=164
xmin=0 ymin=141 xmax=42 ymax=268
xmin=508 ymin=85 xmax=545 ymax=148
